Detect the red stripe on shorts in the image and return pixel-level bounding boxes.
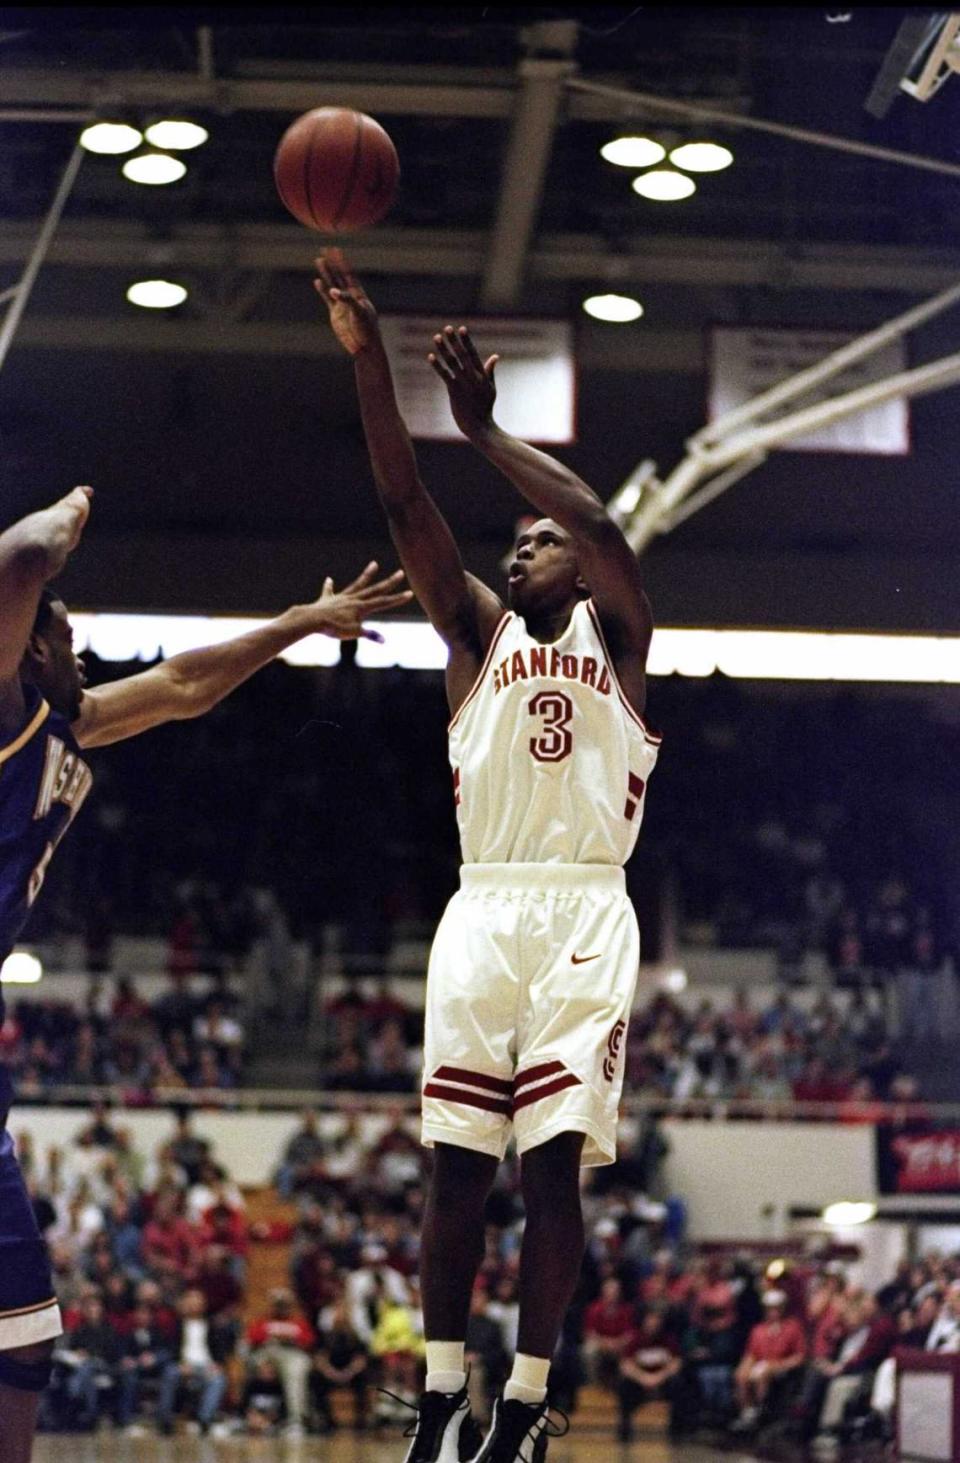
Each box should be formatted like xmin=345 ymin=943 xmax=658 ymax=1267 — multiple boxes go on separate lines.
xmin=512 ymin=1072 xmax=582 ymax=1112
xmin=513 ymin=1060 xmax=565 ymax=1092
xmin=433 ymin=1065 xmax=513 ymax=1096
xmin=423 ymin=1082 xmax=513 ymax=1116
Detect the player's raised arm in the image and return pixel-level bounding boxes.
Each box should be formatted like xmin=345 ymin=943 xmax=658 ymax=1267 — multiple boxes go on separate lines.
xmin=429 ymin=325 xmax=653 ymax=708
xmin=0 ymin=487 xmax=92 ymax=689
xmin=72 ymin=562 xmax=410 ymax=749
xmin=313 ymin=250 xmax=504 ymax=675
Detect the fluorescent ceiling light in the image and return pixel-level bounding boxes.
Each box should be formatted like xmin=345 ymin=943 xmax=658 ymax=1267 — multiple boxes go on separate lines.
xmin=144 ymin=119 xmax=209 ymax=150
xmin=632 ymin=169 xmax=697 ymax=201
xmin=582 ymin=293 xmax=644 ymax=323
xmin=669 ymin=141 xmax=734 ymax=173
xmin=122 ymin=153 xmax=187 ymax=185
xmin=601 ymin=135 xmax=666 ymax=168
xmin=822 ymin=1202 xmax=877 ymax=1227
xmin=80 ymin=121 xmax=143 ymax=155
xmin=126 ymin=280 xmax=188 ymax=310
xmin=1 ymin=950 xmax=43 ymax=985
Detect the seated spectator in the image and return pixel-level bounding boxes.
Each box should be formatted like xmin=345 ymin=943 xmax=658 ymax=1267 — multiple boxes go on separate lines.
xmin=809 ymin=1291 xmax=896 ymax=1445
xmin=732 ymin=1289 xmax=806 ymax=1432
xmin=116 ymin=1297 xmax=175 ymax=1433
xmin=242 ymin=1357 xmax=287 ymax=1435
xmin=53 ymin=1293 xmax=122 ymax=1430
xmin=142 ymin=1190 xmax=199 ymax=1281
xmin=925 ymin=1279 xmax=960 ymax=1352
xmin=193 ymin=997 xmax=244 ymax=1058
xmin=582 ymin=1276 xmax=637 ymax=1387
xmin=168 ymin=1110 xmax=210 ymax=1185
xmin=156 ymin=1289 xmax=231 ymax=1436
xmin=310 ymin=1295 xmax=370 ymax=1433
xmin=617 ymin=1307 xmax=683 ymax=1442
xmin=246 ymin=1287 xmax=315 ymax=1437
xmin=368 ymin=1277 xmax=426 ymax=1426
xmin=195 ymin=1243 xmax=244 ymax=1319
xmin=346 ymin=1243 xmax=411 ymax=1345
xmin=74 ymin=1099 xmax=120 ymax=1151
xmin=275 ymin=1109 xmax=327 ymax=1199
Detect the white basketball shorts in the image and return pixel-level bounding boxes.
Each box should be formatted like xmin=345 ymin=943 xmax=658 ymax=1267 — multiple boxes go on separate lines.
xmin=421 ymin=863 xmax=639 ymax=1167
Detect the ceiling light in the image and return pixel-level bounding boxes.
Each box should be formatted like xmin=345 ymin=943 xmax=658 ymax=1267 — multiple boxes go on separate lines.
xmin=633 ymin=169 xmax=697 ymax=201
xmin=122 ymin=153 xmax=187 ymax=185
xmin=822 ymin=1201 xmax=877 ymax=1227
xmin=144 ymin=119 xmax=209 ymax=151
xmin=126 ymin=280 xmax=188 ymax=310
xmin=600 ymin=135 xmax=666 ymax=169
xmin=669 ymin=141 xmax=734 ymax=173
xmin=1 ymin=950 xmax=42 ymax=984
xmin=582 ymin=293 xmax=644 ymax=323
xmin=79 ymin=120 xmax=143 ymax=155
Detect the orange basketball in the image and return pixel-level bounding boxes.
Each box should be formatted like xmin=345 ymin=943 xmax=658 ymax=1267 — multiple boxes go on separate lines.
xmin=273 ymin=107 xmax=399 ymax=233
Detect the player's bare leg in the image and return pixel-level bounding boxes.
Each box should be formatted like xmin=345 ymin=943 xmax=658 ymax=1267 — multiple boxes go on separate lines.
xmin=472 ymin=1132 xmax=585 ymax=1461
xmin=421 ymin=1142 xmax=499 ymax=1340
xmin=0 ymin=1340 xmax=55 ymax=1463
xmin=404 ymin=1143 xmax=497 ymax=1462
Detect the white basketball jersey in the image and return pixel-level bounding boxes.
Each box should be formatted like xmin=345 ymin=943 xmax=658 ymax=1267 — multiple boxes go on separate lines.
xmin=448 ymin=598 xmax=661 ymax=866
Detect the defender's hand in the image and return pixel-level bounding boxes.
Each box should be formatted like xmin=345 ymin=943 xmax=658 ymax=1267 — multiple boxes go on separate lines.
xmin=427 ymin=325 xmax=499 ymax=437
xmin=310 ymin=561 xmax=412 ymax=641
xmin=59 ymin=486 xmax=93 ymax=551
xmin=313 ymin=248 xmax=380 ymax=357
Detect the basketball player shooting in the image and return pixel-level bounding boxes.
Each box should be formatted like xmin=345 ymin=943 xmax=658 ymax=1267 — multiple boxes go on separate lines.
xmin=0 ymin=485 xmax=409 ymax=1463
xmin=315 ymin=248 xmax=660 ymax=1463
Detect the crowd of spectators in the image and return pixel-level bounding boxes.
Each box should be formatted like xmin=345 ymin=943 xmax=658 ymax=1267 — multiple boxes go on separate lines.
xmin=623 ymin=988 xmax=922 ymax=1110
xmin=2 ymin=970 xmax=938 ymax=1117
xmin=13 ymin=1096 xmax=960 ymax=1445
xmin=0 ymin=976 xmax=246 ymax=1099
xmin=16 ymin=653 xmax=958 ymax=986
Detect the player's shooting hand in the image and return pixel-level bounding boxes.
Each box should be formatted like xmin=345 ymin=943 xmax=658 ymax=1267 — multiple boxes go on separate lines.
xmin=427 ymin=325 xmax=499 ymax=437
xmin=311 ymin=561 xmax=413 ymax=641
xmin=313 ymin=248 xmax=380 ymax=356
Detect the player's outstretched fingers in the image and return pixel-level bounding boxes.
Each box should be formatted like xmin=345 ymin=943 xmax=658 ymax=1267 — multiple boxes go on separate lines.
xmin=435 ymin=330 xmax=462 ymax=375
xmin=343 ymin=561 xmax=379 ymax=593
xmin=360 ymin=569 xmax=406 ymax=597
xmin=360 ymin=626 xmax=385 ymax=643
xmin=458 ymin=327 xmax=492 ymax=378
xmin=428 ymin=345 xmax=455 ymax=383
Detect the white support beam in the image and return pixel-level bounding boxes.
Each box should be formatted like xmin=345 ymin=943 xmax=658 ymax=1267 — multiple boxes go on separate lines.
xmin=481 ymin=34 xmax=575 ymax=309
xmin=0 ymin=65 xmax=750 ymax=124
xmin=2 ymin=222 xmax=959 ymax=295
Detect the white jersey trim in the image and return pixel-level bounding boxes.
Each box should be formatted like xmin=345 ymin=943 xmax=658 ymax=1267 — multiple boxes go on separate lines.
xmin=447 ymin=610 xmax=513 ymax=733
xmin=585 ymin=600 xmax=662 ymax=746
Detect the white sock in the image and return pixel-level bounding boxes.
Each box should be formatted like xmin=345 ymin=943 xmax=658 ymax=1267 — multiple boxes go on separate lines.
xmin=503 ymin=1353 xmax=550 ymax=1406
xmin=425 ymin=1340 xmax=466 ymax=1394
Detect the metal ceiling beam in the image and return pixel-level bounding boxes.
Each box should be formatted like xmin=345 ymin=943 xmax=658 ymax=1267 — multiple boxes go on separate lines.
xmin=9 ymin=315 xmax=705 ymax=372
xmin=481 ymin=24 xmax=576 ymax=309
xmin=2 ymin=221 xmax=959 ymax=294
xmin=0 ymin=65 xmax=749 ymax=124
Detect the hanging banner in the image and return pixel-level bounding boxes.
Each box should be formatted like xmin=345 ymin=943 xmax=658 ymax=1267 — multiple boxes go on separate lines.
xmin=378 ymin=317 xmax=576 ymax=444
xmin=709 ymin=327 xmax=910 ymax=455
xmin=878 ymin=1129 xmax=960 ymax=1193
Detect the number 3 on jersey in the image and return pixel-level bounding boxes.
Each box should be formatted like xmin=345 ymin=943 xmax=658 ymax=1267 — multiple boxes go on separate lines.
xmin=529 ymin=690 xmax=574 ymax=763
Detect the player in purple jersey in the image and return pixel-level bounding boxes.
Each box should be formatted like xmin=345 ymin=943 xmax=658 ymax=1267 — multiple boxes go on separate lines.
xmin=0 ymin=486 xmax=410 ymax=1461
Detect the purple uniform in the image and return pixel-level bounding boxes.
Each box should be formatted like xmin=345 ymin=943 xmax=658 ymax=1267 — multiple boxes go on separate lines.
xmin=0 ymin=685 xmax=91 ymax=1349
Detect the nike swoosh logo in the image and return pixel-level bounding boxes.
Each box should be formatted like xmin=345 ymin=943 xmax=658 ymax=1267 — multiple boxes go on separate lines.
xmin=571 ymin=952 xmax=602 ymax=965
